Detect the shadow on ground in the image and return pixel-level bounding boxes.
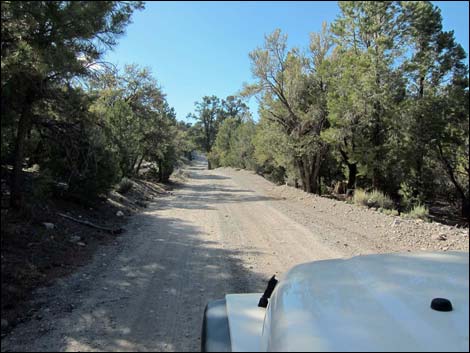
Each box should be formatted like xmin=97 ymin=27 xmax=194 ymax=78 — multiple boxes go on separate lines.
xmin=188 ymin=173 xmax=231 ymax=180
xmin=44 ymin=197 xmax=267 ymax=352
xmin=163 ymin=160 xmax=278 ymax=211
xmin=160 ymin=183 xmax=276 ymax=211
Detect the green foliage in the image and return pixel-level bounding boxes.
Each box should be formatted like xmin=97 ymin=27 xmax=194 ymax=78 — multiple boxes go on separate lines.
xmin=1 ymin=1 xmax=190 ymax=207
xmin=230 ymin=1 xmax=468 ymax=217
xmin=188 ymin=96 xmax=222 ymax=154
xmin=398 ymin=1 xmax=469 ymax=216
xmin=43 ymin=123 xmax=121 ymax=203
xmin=1 ymin=1 xmax=468 ymax=219
xmin=243 ymin=26 xmax=331 ymax=193
xmin=1 ymin=1 xmax=144 ymax=84
xmin=1 ymin=1 xmax=144 ymax=207
xmin=91 ymin=64 xmax=171 ymax=177
xmin=189 ymin=95 xmax=251 ymax=161
xmin=158 ymin=144 xmax=178 ymax=182
xmin=330 ymin=2 xmax=408 ymax=191
xmin=252 ymin=114 xmax=295 ymax=184
xmin=175 ymin=122 xmax=198 ymax=162
xmin=90 ymin=64 xmax=186 ymax=184
xmin=398 ymin=182 xmax=422 ymax=211
xmin=69 ymin=134 xmax=121 ymax=202
xmin=209 ymin=117 xmax=257 ymax=170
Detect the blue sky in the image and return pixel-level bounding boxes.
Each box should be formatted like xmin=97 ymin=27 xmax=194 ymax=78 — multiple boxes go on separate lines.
xmin=104 ymin=1 xmax=470 ymax=122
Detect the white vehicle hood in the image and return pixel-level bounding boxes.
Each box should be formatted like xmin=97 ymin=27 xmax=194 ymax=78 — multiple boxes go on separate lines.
xmin=226 ymin=293 xmax=265 ymax=352
xmin=261 ymin=251 xmax=469 ymax=352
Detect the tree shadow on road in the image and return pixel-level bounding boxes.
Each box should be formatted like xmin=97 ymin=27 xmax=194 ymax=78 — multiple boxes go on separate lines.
xmin=188 ymin=173 xmax=231 ymax=180
xmin=162 ymin=170 xmax=280 ymax=211
xmin=158 ymin=183 xmax=277 ymax=211
xmin=38 ymin=210 xmax=268 ymax=352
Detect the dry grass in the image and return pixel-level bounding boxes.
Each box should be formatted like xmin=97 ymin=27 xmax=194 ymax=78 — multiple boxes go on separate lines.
xmin=404 ymin=204 xmax=429 ymax=220
xmin=354 ymin=189 xmax=394 ymax=210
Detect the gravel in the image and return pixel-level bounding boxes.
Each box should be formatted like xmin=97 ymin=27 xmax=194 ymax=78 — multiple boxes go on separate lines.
xmin=220 ymin=167 xmax=469 ymax=254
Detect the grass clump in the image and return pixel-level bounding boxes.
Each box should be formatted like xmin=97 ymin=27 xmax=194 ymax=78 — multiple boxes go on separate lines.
xmin=116 ymin=177 xmax=133 ymax=194
xmin=403 ymin=203 xmax=429 ymax=220
xmin=353 ymin=189 xmax=369 ymax=207
xmin=354 ymin=189 xmax=395 ymax=210
xmin=367 ymin=189 xmax=394 ymax=210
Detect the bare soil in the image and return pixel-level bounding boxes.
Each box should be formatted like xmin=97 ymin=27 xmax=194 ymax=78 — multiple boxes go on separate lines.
xmin=1 ymin=155 xmax=468 ymax=352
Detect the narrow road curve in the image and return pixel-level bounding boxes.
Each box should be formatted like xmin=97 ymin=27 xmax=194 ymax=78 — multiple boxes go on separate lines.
xmin=0 ymin=155 xmax=405 ymax=351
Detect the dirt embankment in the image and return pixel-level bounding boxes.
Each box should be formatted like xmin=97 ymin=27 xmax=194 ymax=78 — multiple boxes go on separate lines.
xmin=1 ymin=156 xmax=468 ymax=352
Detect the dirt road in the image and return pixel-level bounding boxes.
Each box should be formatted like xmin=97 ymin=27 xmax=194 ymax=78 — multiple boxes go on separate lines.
xmin=2 ymin=155 xmax=468 ymax=352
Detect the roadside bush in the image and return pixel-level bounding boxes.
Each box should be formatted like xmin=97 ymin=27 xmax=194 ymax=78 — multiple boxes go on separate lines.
xmin=264 ymin=165 xmax=286 ymax=185
xmin=158 ymin=157 xmax=176 ymax=183
xmin=116 ymin=177 xmax=133 ymax=194
xmin=207 ymin=150 xmax=220 ymax=169
xmin=367 ymin=190 xmax=394 ymax=210
xmin=403 ymin=204 xmax=429 ymax=220
xmin=398 ymin=182 xmax=423 ymax=210
xmin=42 ymin=126 xmax=121 ymax=204
xmin=354 ymin=189 xmax=395 ymax=210
xmin=67 ymin=142 xmax=120 ymax=203
xmin=146 ymin=157 xmax=176 ymax=183
xmin=353 ymin=188 xmax=368 ymax=206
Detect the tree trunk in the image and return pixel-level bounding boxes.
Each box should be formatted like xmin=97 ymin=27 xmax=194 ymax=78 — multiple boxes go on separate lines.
xmin=297 ymin=154 xmax=323 ymax=195
xmin=372 ymin=172 xmax=380 ymax=190
xmin=135 ymin=155 xmax=145 ymax=176
xmin=301 ymin=157 xmax=312 ymax=193
xmin=339 ymin=149 xmax=357 ymax=189
xmin=372 ymin=97 xmax=383 ymax=190
xmin=304 ymin=170 xmax=312 ymax=193
xmin=295 ymin=159 xmax=306 ymax=192
xmin=418 ymin=76 xmax=424 ymax=99
xmin=10 ymin=111 xmax=31 ymax=209
xmin=413 ymin=151 xmax=424 ymax=197
xmin=157 ymin=159 xmax=164 ymax=182
xmin=437 ymin=144 xmax=469 ymax=219
xmin=462 ymin=198 xmax=470 ymax=219
xmin=158 ymin=159 xmax=163 ymax=182
xmin=310 ymin=153 xmax=322 ymax=194
xmin=130 ymin=155 xmax=139 ymax=175
xmin=347 ymin=162 xmax=357 ymax=190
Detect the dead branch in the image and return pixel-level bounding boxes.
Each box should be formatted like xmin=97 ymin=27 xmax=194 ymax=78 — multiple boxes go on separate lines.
xmin=57 ymin=212 xmax=123 ymax=234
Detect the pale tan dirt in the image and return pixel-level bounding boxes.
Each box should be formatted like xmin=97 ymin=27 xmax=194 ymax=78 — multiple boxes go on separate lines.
xmin=1 ymin=155 xmax=468 ymax=352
